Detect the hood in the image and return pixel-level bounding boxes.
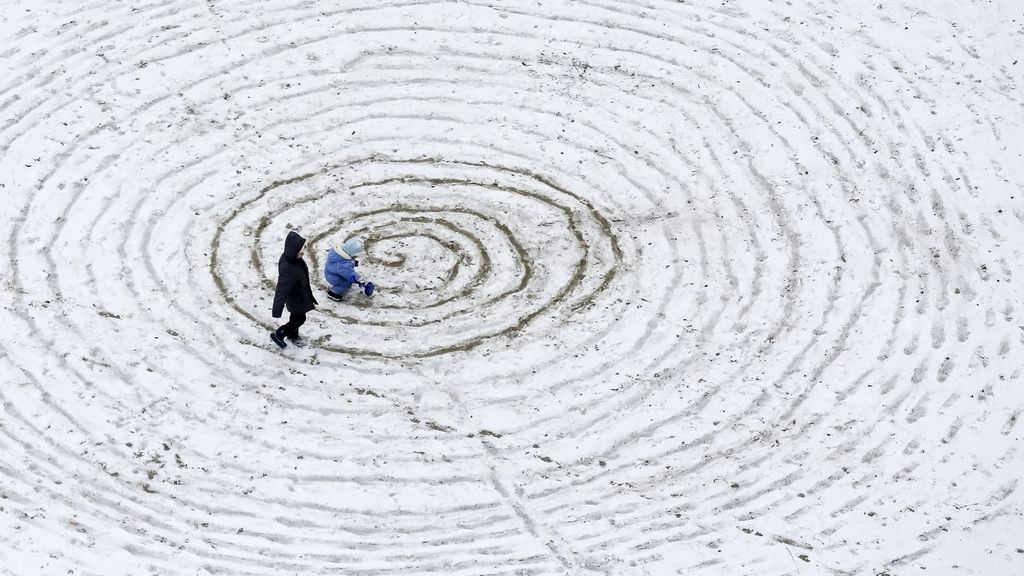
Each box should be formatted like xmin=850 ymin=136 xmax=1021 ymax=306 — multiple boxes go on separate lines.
xmin=283 ymin=231 xmax=306 ymax=261
xmin=333 ymin=244 xmax=353 ymax=260
xmin=333 ymin=237 xmax=363 ymax=260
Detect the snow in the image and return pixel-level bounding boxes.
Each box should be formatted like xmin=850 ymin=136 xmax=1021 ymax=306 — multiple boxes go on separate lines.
xmin=1 ymin=0 xmax=1022 ymax=574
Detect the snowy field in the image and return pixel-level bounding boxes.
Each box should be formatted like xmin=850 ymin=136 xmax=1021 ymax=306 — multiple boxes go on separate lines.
xmin=1 ymin=0 xmax=1023 ymax=574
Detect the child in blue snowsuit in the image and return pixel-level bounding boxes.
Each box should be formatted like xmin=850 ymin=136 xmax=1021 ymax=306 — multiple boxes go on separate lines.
xmin=324 ymin=238 xmax=365 ymax=300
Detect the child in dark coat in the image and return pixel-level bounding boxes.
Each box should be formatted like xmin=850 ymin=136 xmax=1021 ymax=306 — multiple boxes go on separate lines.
xmin=271 ymin=231 xmax=318 ymax=348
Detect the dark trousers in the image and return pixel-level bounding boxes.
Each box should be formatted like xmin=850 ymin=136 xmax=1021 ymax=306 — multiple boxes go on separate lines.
xmin=276 ymin=312 xmax=306 ymax=339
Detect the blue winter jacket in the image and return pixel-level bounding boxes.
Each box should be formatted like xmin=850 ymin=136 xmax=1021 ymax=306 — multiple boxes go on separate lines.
xmin=324 ymin=249 xmax=359 ymax=292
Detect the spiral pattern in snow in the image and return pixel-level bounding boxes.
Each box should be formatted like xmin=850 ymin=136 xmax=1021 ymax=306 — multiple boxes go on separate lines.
xmin=1 ymin=1 xmax=1022 ymax=575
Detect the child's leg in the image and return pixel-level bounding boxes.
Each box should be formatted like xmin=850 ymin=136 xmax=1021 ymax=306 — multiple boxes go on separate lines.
xmin=280 ymin=312 xmax=306 ymax=339
xmin=328 ymin=279 xmax=352 ymax=297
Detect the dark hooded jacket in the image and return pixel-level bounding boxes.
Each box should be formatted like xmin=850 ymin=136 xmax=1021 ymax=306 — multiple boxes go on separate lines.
xmin=272 ymin=231 xmax=318 ymax=317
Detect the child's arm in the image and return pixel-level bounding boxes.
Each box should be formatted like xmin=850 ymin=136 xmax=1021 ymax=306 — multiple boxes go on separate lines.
xmin=272 ymin=273 xmax=298 ymax=318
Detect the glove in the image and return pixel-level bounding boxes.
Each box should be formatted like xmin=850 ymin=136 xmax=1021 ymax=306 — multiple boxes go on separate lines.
xmin=362 ymin=282 xmax=375 ymax=296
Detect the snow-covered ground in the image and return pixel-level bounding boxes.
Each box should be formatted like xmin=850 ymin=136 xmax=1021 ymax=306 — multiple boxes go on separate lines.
xmin=1 ymin=1 xmax=1022 ymax=574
